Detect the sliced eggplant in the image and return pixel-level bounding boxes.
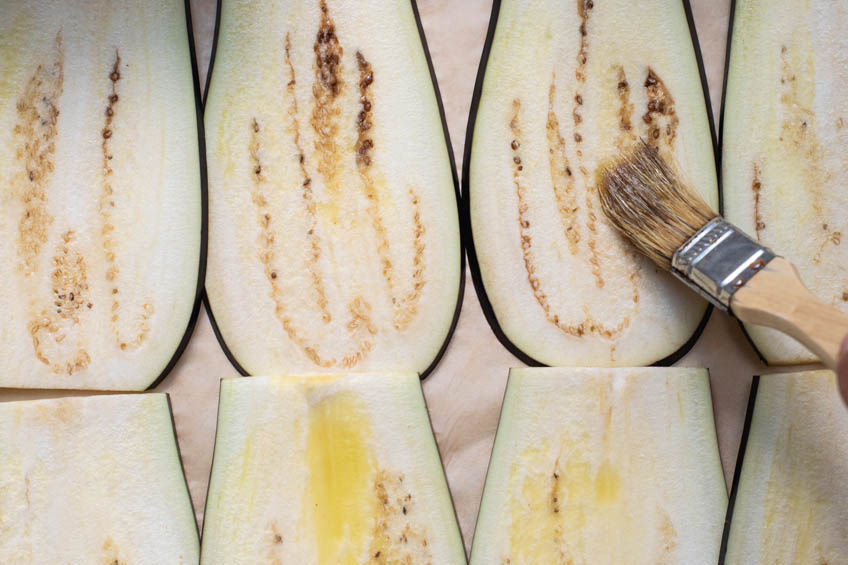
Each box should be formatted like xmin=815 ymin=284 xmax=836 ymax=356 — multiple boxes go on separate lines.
xmin=721 ymin=372 xmax=848 ymax=564
xmin=0 ymin=0 xmax=205 ymax=390
xmin=200 ymin=372 xmax=465 ymax=563
xmin=204 ymin=0 xmax=462 ymax=377
xmin=0 ymin=394 xmax=199 ymax=562
xmin=470 ymin=367 xmax=727 ymax=564
xmin=464 ymin=0 xmax=718 ymax=366
xmin=721 ymin=0 xmax=848 ymax=364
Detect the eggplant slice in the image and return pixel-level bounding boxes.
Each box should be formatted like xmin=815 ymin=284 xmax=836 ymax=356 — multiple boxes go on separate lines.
xmin=204 ymin=0 xmax=462 ymax=377
xmin=721 ymin=372 xmax=848 ymax=564
xmin=722 ymin=0 xmax=848 ymax=364
xmin=0 ymin=394 xmax=199 ymax=562
xmin=464 ymin=0 xmax=718 ymax=367
xmin=0 ymin=0 xmax=205 ymax=390
xmin=469 ymin=367 xmax=727 ymax=564
xmin=200 ymin=373 xmax=466 ymax=564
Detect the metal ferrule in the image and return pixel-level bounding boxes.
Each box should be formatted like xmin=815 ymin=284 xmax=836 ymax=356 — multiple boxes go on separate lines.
xmin=670 ymin=218 xmax=777 ymax=311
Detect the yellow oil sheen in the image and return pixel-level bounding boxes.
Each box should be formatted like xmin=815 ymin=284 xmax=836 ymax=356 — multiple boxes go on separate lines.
xmin=305 ymin=391 xmax=376 ymax=564
xmin=506 ymin=444 xmax=626 ymax=563
xmin=594 ymin=460 xmax=621 ymax=504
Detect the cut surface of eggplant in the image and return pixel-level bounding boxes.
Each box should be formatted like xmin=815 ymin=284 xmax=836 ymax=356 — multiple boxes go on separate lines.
xmin=204 ymin=0 xmax=461 ymax=377
xmin=466 ymin=0 xmax=718 ymax=366
xmin=470 ymin=367 xmax=727 ymax=564
xmin=721 ymin=371 xmax=848 ymax=564
xmin=200 ymin=372 xmax=465 ymax=564
xmin=722 ymin=0 xmax=848 ymax=364
xmin=0 ymin=0 xmax=204 ymax=390
xmin=0 ymin=394 xmax=199 ymax=562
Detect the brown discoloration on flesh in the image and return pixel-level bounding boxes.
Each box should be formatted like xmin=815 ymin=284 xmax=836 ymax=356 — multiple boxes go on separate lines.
xmin=13 ymin=31 xmax=64 ymax=276
xmin=286 ymin=34 xmax=331 ymax=323
xmin=510 ymin=100 xmax=631 ymax=340
xmin=657 ymin=508 xmax=679 ymax=562
xmin=251 ymin=18 xmax=428 ymax=366
xmin=775 ymin=45 xmax=842 ymax=267
xmin=249 ymin=118 xmax=375 ymax=368
xmin=642 ymin=68 xmax=679 ymax=153
xmin=355 ymin=51 xmax=374 ymax=168
xmin=575 ymin=0 xmax=593 ymax=82
xmin=102 ymin=538 xmax=126 ymax=565
xmin=28 ymin=231 xmax=91 ymax=375
xmin=355 ymin=52 xmax=427 ymax=331
xmin=99 ymin=49 xmax=153 ymax=351
xmin=615 ymin=66 xmax=635 ymax=140
xmin=311 ymin=0 xmax=344 ymax=193
xmin=546 ymin=78 xmax=580 ymax=255
xmin=265 ymin=522 xmax=283 ymax=564
xmin=369 ymin=470 xmax=431 ymax=563
xmin=572 ymin=2 xmax=606 ymax=289
xmin=752 ymin=162 xmax=765 ymax=239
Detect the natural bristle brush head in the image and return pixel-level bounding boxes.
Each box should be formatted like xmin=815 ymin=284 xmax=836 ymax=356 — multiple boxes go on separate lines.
xmin=597 ymin=140 xmax=717 ymax=270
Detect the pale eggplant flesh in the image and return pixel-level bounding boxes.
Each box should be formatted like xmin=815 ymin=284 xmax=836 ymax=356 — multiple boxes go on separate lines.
xmin=722 ymin=0 xmax=848 ymax=364
xmin=469 ymin=367 xmax=727 ymax=564
xmin=0 ymin=0 xmax=205 ymax=390
xmin=0 ymin=394 xmax=199 ymax=563
xmin=720 ymin=372 xmax=848 ymax=564
xmin=200 ymin=372 xmax=466 ymax=564
xmin=203 ymin=0 xmax=462 ymax=378
xmin=464 ymin=0 xmax=718 ymax=367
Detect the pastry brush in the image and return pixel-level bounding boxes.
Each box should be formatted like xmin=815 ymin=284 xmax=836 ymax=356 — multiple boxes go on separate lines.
xmin=597 ymin=141 xmax=848 ymax=370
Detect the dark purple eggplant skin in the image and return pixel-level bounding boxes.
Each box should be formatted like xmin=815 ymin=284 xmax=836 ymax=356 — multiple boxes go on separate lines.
xmin=461 ymin=0 xmax=718 ymax=368
xmin=201 ymin=0 xmax=465 ymax=380
xmin=718 ymin=375 xmax=759 ymax=565
xmin=144 ymin=0 xmax=209 ymax=390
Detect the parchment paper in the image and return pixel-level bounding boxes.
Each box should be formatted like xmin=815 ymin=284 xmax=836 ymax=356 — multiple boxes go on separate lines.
xmin=0 ymin=0 xmax=816 ymax=554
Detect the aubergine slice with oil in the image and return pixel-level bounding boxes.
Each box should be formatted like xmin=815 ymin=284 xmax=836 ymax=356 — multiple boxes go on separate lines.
xmin=200 ymin=372 xmax=466 ymax=564
xmin=0 ymin=394 xmax=199 ymax=562
xmin=465 ymin=0 xmax=718 ymax=366
xmin=204 ymin=1 xmax=462 ymax=377
xmin=469 ymin=367 xmax=727 ymax=564
xmin=721 ymin=0 xmax=848 ymax=364
xmin=721 ymin=372 xmax=848 ymax=564
xmin=0 ymin=1 xmax=204 ymax=390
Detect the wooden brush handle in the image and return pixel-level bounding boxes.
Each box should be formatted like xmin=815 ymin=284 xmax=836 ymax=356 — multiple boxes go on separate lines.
xmin=731 ymin=257 xmax=848 ymax=369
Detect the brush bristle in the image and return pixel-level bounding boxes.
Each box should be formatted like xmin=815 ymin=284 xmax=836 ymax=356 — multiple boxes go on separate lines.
xmin=597 ymin=141 xmax=717 ymax=270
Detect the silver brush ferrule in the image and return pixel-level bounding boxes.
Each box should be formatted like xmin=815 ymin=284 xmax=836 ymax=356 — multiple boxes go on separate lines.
xmin=670 ymin=218 xmax=776 ymax=311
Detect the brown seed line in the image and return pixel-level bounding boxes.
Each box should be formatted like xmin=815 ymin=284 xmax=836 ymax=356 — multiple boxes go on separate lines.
xmin=546 ymin=77 xmax=580 ymax=255
xmin=355 ymin=51 xmax=426 ymax=331
xmin=614 ymin=65 xmax=634 ymax=141
xmin=752 ymin=162 xmax=765 ymax=239
xmin=572 ymin=1 xmax=605 ymax=289
xmin=612 ymin=68 xmax=642 ymax=309
xmin=99 ymin=48 xmax=154 ymax=351
xmin=642 ymin=68 xmax=679 ymax=153
xmin=311 ymin=0 xmax=345 ymax=194
xmin=15 ymin=31 xmax=89 ymax=375
xmin=369 ymin=469 xmax=431 ymax=562
xmin=249 ymin=118 xmax=375 ymax=368
xmin=14 ymin=30 xmax=64 ymax=276
xmin=510 ymin=99 xmax=630 ymax=340
xmin=28 ymin=230 xmax=91 ymax=375
xmin=286 ymin=33 xmax=332 ymax=323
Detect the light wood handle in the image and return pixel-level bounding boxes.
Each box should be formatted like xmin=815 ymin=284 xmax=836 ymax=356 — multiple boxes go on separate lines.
xmin=731 ymin=257 xmax=848 ymax=369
